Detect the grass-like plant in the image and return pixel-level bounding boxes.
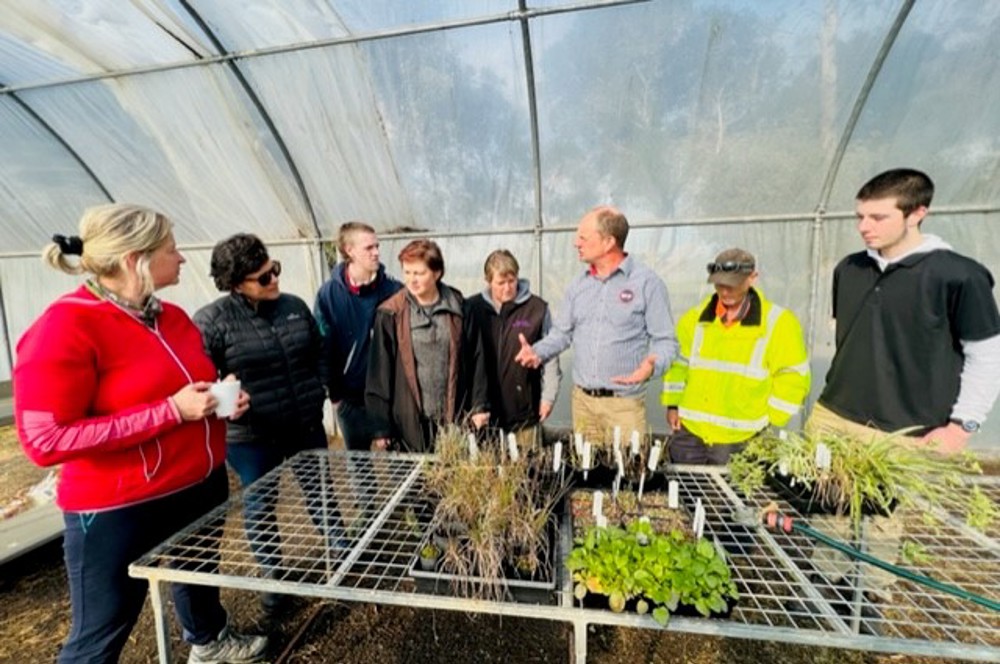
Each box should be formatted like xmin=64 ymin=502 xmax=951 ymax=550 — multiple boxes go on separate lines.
xmin=728 ymin=429 xmax=997 ymax=537
xmin=567 ymin=520 xmax=738 ymax=625
xmin=421 ymin=425 xmax=569 ymax=599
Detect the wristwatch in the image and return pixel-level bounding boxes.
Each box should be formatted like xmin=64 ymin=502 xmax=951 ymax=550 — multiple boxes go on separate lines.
xmin=949 ymin=418 xmax=981 ymax=433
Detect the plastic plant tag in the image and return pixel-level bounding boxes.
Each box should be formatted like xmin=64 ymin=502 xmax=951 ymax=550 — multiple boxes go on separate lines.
xmin=507 ymin=433 xmax=520 ymax=462
xmin=595 ymin=514 xmax=608 ymax=529
xmin=613 ymin=425 xmax=621 ymax=452
xmin=582 ymin=442 xmax=592 ymax=469
xmin=630 ymin=430 xmax=640 ymax=457
xmin=713 ymin=536 xmax=727 ymax=562
xmin=614 ymin=447 xmax=625 ymax=476
xmin=592 ymin=490 xmax=604 ymax=517
xmin=553 ymin=442 xmax=563 ymax=473
xmin=778 ymin=459 xmax=789 ymax=476
xmin=815 ymin=443 xmax=831 ymax=470
xmin=637 ymin=471 xmax=646 ymax=502
xmin=647 ymin=443 xmax=662 ymax=472
xmin=574 ymin=432 xmax=584 ymax=457
xmin=668 ymin=480 xmax=679 ymax=509
xmin=467 ymin=433 xmax=479 ymax=461
xmin=693 ymin=498 xmax=706 ymax=539
xmin=778 ymin=429 xmax=788 ymax=441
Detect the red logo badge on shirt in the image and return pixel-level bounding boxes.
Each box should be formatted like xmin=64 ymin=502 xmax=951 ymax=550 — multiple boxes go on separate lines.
xmin=619 ymin=289 xmax=635 ymax=303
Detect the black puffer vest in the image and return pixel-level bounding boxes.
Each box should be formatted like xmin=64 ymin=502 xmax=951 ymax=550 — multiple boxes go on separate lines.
xmin=194 ymin=293 xmax=326 ymax=444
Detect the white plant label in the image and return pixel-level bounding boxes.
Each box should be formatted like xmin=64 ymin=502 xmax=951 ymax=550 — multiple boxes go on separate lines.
xmin=637 ymin=471 xmax=646 ymax=502
xmin=815 ymin=443 xmax=831 ymax=469
xmin=713 ymin=536 xmax=727 ymax=562
xmin=647 ymin=444 xmax=662 ymax=472
xmin=592 ymin=490 xmax=604 ymax=517
xmin=630 ymin=430 xmax=640 ymax=457
xmin=778 ymin=459 xmax=789 ymax=476
xmin=467 ymin=433 xmax=479 ymax=461
xmin=574 ymin=432 xmax=584 ymax=457
xmin=507 ymin=432 xmax=520 ymax=462
xmin=614 ymin=448 xmax=625 ymax=476
xmin=613 ymin=425 xmax=621 ymax=451
xmin=693 ymin=498 xmax=706 ymax=539
xmin=668 ymin=480 xmax=679 ymax=509
xmin=582 ymin=442 xmax=592 ymax=470
xmin=595 ymin=514 xmax=608 ymax=529
xmin=553 ymin=442 xmax=563 ymax=472
xmin=778 ymin=429 xmax=788 ymax=441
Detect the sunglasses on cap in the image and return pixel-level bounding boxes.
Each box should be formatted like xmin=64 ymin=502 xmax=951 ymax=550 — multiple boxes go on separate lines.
xmin=706 ymin=261 xmax=754 ymax=274
xmin=245 ymin=260 xmax=282 ymax=286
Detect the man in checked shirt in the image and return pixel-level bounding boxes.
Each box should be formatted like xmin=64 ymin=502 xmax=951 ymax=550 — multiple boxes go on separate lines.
xmin=515 ymin=205 xmax=678 ymax=444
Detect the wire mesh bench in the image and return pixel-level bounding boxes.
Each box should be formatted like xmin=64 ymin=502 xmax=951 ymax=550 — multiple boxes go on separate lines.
xmin=129 ymin=449 xmax=1000 ymax=663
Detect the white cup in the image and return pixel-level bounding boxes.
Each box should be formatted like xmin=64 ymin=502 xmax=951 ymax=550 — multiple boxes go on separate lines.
xmin=210 ymin=380 xmax=241 ymax=418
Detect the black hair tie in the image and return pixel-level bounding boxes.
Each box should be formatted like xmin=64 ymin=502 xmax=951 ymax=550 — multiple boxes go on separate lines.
xmin=52 ymin=234 xmax=84 ymax=256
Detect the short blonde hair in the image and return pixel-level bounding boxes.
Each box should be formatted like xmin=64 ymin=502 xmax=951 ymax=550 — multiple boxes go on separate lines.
xmin=43 ymin=203 xmax=173 ymax=298
xmin=483 ymin=249 xmax=519 ymax=281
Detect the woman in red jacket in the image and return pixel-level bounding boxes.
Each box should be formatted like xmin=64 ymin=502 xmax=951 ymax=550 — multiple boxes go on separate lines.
xmin=14 ymin=204 xmax=267 ymax=664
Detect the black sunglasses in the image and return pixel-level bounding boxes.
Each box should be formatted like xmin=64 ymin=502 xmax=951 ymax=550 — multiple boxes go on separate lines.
xmin=706 ymin=261 xmax=754 ymax=274
xmin=246 ymin=260 xmax=282 ymax=286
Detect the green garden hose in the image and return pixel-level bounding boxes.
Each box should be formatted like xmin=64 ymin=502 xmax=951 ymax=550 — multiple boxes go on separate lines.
xmin=762 ymin=511 xmax=1000 ymax=613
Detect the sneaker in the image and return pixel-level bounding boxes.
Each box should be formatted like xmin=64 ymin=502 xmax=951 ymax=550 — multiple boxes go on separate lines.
xmin=188 ymin=625 xmax=268 ymax=664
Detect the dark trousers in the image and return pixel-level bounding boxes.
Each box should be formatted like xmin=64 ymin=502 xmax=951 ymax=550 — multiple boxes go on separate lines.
xmin=226 ymin=428 xmax=343 ymax=572
xmin=667 ymin=425 xmax=747 ymax=465
xmin=58 ymin=468 xmax=229 ymax=664
xmin=337 ymin=399 xmax=377 ymax=451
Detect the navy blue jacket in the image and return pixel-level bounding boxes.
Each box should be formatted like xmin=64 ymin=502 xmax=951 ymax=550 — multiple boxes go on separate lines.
xmin=314 ymin=263 xmax=402 ymax=403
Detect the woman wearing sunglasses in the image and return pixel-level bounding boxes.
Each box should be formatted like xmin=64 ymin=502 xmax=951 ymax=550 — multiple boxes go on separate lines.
xmin=194 ymin=233 xmax=342 ymax=615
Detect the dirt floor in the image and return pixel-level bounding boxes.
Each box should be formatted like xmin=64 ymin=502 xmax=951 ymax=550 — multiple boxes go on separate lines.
xmin=0 ymin=425 xmax=991 ymax=663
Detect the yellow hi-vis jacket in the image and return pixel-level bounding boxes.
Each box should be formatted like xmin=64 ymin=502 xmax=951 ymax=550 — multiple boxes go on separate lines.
xmin=661 ymin=288 xmax=810 ymax=444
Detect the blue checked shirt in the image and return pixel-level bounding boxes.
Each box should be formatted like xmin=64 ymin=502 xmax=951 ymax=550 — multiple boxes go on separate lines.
xmin=532 ymin=255 xmax=678 ymax=397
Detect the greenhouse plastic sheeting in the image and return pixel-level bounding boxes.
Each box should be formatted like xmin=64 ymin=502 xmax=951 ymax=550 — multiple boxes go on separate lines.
xmin=1 ymin=1 xmax=998 ymax=449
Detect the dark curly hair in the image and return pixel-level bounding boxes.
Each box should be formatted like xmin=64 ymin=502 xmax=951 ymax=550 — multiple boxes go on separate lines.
xmin=209 ymin=233 xmax=270 ymax=291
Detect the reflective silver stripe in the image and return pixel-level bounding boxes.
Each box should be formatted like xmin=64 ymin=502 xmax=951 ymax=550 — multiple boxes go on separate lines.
xmin=680 ymin=407 xmax=769 ymax=431
xmin=768 ymin=396 xmax=800 ymax=415
xmin=688 ymin=357 xmax=769 ymax=379
xmin=779 ymin=360 xmax=810 ymax=376
xmin=688 ymin=303 xmax=781 ymax=380
xmin=663 ymin=382 xmax=686 ymax=392
xmin=747 ymin=305 xmax=784 ymax=369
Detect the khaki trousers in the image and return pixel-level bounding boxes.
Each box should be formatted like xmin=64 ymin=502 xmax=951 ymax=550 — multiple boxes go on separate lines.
xmin=571 ymin=386 xmax=648 ymax=445
xmin=805 ymin=402 xmax=903 ymax=600
xmin=510 ymin=424 xmax=541 ymax=450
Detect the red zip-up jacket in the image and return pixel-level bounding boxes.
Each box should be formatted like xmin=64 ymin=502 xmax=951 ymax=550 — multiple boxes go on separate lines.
xmin=14 ymin=286 xmax=226 ymax=512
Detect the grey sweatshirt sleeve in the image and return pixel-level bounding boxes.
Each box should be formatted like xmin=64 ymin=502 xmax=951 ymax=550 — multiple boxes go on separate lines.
xmin=951 ymin=333 xmax=1000 ymax=424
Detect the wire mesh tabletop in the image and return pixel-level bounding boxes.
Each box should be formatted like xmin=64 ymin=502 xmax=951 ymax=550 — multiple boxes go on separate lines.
xmin=129 ymin=451 xmax=1000 ymax=663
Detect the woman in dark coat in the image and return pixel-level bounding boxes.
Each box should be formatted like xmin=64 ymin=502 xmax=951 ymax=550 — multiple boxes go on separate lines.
xmin=366 ymin=239 xmax=490 ymax=452
xmin=194 ymin=234 xmax=342 ymax=613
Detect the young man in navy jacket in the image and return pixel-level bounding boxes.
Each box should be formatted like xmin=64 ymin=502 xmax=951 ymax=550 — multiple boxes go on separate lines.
xmin=315 ymin=222 xmax=401 ymax=450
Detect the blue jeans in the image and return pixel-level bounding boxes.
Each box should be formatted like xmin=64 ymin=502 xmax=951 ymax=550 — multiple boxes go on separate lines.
xmin=226 ymin=428 xmax=343 ymax=572
xmin=59 ymin=468 xmax=229 ymax=664
xmin=336 ymin=399 xmax=377 ymax=451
